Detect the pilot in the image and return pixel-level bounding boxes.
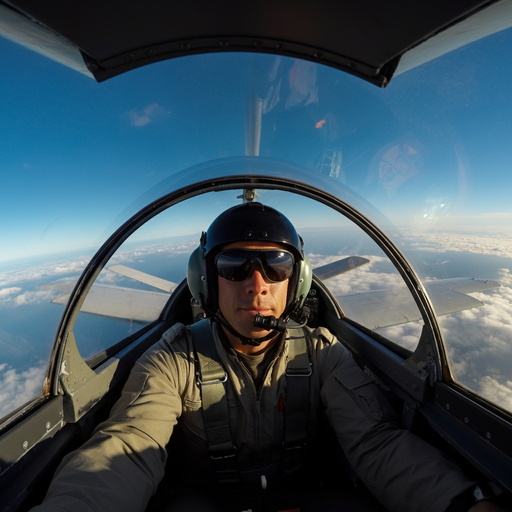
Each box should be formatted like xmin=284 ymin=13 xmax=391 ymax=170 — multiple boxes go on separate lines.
xmin=33 ymin=203 xmax=505 ymax=512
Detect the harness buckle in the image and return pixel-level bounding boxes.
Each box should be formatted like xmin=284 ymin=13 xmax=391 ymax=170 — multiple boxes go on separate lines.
xmin=285 ymin=363 xmax=312 ymax=377
xmin=283 ymin=442 xmax=307 ymax=451
xmin=210 ymin=445 xmax=237 ymax=460
xmin=196 ymin=371 xmax=228 ymax=386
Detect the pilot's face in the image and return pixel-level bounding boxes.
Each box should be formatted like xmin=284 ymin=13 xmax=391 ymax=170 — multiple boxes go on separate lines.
xmin=217 ymin=241 xmax=289 ymax=352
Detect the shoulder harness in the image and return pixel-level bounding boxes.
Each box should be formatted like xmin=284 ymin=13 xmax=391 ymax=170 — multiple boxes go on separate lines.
xmin=189 ymin=319 xmax=311 ymax=483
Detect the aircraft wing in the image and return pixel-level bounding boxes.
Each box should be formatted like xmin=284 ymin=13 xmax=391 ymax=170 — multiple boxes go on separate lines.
xmin=49 ymin=283 xmax=170 ymax=323
xmin=313 ymin=256 xmax=370 ymax=280
xmin=43 ymin=258 xmax=370 ymax=322
xmin=42 ymin=263 xmax=178 ymax=322
xmin=108 ymin=265 xmax=178 ymax=293
xmin=43 ymin=261 xmax=499 ymax=329
xmin=338 ymin=277 xmax=500 ymax=329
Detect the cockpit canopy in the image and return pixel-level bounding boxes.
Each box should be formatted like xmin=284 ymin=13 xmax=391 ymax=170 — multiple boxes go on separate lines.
xmin=1 ymin=0 xmax=512 ymax=444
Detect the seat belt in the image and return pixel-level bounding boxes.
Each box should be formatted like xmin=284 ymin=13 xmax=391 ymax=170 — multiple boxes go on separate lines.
xmin=190 ymin=320 xmax=311 ymax=481
xmin=282 ymin=326 xmax=311 ymax=475
xmin=189 ymin=319 xmax=239 ymax=483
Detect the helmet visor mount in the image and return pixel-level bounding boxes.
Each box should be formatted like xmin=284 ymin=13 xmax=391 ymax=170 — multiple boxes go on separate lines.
xmin=215 ymin=249 xmax=294 ymax=283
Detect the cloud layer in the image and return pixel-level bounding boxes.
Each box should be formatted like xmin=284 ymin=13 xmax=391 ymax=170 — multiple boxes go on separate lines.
xmin=0 ymin=240 xmax=196 ymax=308
xmin=402 ymin=231 xmax=512 ymax=258
xmin=439 ymin=268 xmax=512 ymax=409
xmin=0 ymin=258 xmax=90 ymax=289
xmin=0 ymin=257 xmax=89 ymax=309
xmin=1 ymin=233 xmax=511 ymax=420
xmin=109 ymin=240 xmax=197 ymax=262
xmin=309 ymin=246 xmax=512 ymax=412
xmin=0 ymin=362 xmax=46 ymax=419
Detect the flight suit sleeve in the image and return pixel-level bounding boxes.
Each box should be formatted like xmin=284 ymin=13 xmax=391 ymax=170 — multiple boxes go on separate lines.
xmin=31 ymin=323 xmax=193 ymax=512
xmin=315 ymin=334 xmax=475 ymax=512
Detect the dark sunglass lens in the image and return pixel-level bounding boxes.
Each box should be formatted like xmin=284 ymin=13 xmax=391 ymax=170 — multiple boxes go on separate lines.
xmin=261 ymin=251 xmax=294 ymax=281
xmin=216 ymin=250 xmax=294 ymax=282
xmin=216 ymin=253 xmax=248 ymax=281
xmin=231 ymin=260 xmax=253 ymax=281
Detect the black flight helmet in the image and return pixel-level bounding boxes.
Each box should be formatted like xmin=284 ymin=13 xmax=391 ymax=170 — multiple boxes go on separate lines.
xmin=188 ymin=202 xmax=312 ymax=322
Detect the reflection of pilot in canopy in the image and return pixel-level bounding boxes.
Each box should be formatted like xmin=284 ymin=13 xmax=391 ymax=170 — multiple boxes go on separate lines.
xmin=33 ymin=203 xmax=500 ymax=512
xmin=365 ymin=137 xmax=426 ymax=199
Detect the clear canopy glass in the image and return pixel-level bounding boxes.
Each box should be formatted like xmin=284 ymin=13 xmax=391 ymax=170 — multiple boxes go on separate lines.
xmin=1 ymin=26 xmax=512 ymax=420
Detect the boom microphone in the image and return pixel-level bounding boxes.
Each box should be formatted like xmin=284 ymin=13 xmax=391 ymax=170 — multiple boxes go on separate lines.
xmin=253 ymin=313 xmax=287 ymax=332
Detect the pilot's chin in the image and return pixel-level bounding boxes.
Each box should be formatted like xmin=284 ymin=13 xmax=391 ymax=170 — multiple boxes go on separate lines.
xmin=246 ymin=327 xmax=271 ymax=338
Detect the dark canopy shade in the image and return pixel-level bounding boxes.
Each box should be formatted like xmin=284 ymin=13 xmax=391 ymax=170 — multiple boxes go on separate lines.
xmin=0 ymin=0 xmax=495 ymax=85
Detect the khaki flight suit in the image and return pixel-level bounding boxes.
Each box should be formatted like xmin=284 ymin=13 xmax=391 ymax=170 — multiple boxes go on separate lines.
xmin=33 ymin=322 xmax=474 ymax=512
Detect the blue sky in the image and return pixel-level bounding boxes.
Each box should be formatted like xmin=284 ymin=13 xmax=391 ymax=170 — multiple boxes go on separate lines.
xmin=2 ymin=27 xmax=512 ymax=417
xmin=1 ymin=28 xmax=512 ymax=267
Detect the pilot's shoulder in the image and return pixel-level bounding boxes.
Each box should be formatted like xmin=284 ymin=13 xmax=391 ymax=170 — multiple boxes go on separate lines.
xmin=307 ymin=326 xmax=339 ymax=346
xmin=136 ymin=323 xmax=191 ymax=373
xmin=305 ymin=326 xmax=353 ymax=368
xmin=137 ymin=323 xmax=190 ymax=362
xmin=141 ymin=322 xmax=193 ymax=369
xmin=161 ymin=322 xmax=188 ymax=345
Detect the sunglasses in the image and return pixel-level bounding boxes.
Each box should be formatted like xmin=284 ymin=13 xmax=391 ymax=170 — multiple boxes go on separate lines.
xmin=215 ymin=249 xmax=295 ymax=282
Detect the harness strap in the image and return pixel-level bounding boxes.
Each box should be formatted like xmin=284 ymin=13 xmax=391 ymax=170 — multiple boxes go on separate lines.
xmin=282 ymin=327 xmax=311 ymax=475
xmin=190 ymin=319 xmax=238 ymax=483
xmin=190 ymin=320 xmax=311 ymax=482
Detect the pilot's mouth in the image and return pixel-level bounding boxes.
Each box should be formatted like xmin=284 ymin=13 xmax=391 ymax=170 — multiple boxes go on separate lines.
xmin=242 ymin=308 xmax=272 ymax=316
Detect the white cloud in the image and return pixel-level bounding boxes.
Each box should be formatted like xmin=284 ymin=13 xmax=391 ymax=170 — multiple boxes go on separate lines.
xmin=402 ymin=231 xmax=512 ymax=258
xmin=497 ymin=268 xmax=512 ymax=288
xmin=109 ymin=240 xmax=197 ymax=266
xmin=0 ymin=287 xmax=62 ymax=308
xmin=411 ymin=269 xmax=512 ymax=411
xmin=416 ymin=213 xmax=512 ymax=236
xmin=0 ymin=287 xmax=21 ymax=298
xmin=95 ymin=271 xmax=122 ymax=285
xmin=309 ymin=253 xmax=403 ymax=296
xmin=2 ymin=234 xmax=511 ymax=416
xmin=12 ymin=290 xmax=58 ymax=307
xmin=128 ymin=103 xmax=166 ymax=127
xmin=368 ymin=270 xmax=512 ymax=412
xmin=0 ymin=258 xmax=89 ymax=308
xmin=0 ymin=362 xmax=46 ymax=419
xmin=0 ymin=241 xmax=197 ymax=309
xmin=376 ymin=322 xmax=423 ymax=352
xmin=478 ymin=377 xmax=512 ymax=412
xmin=312 ymin=251 xmax=512 ymax=412
xmin=0 ymin=258 xmax=89 ymax=288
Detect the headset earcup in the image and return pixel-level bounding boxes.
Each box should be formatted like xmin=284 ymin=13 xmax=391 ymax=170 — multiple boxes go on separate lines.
xmin=187 ymin=247 xmax=208 ymax=306
xmin=295 ymin=253 xmax=312 ymax=307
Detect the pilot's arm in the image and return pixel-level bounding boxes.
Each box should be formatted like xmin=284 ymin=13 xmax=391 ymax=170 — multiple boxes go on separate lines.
xmin=32 ymin=323 xmax=190 ymax=512
xmin=313 ymin=331 xmax=483 ymax=512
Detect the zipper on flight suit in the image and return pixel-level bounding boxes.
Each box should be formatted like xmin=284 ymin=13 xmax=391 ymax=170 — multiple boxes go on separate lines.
xmin=234 ymin=346 xmax=283 ymax=472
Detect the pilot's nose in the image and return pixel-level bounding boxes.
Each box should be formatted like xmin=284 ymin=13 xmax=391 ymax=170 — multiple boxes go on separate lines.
xmin=245 ymin=268 xmax=269 ymax=295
